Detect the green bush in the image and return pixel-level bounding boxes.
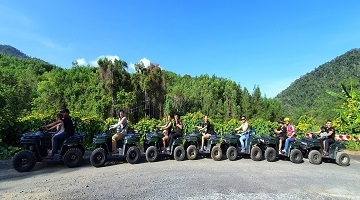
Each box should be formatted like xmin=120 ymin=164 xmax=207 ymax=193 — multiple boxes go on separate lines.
xmin=1 ymin=111 xmax=360 ymax=159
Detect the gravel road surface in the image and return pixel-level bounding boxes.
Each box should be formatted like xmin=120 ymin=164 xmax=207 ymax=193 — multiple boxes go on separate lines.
xmin=1 ymin=152 xmax=360 ymax=200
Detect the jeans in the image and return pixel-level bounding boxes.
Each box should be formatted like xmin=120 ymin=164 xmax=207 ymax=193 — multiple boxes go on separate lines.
xmin=324 ymin=138 xmax=335 ymax=153
xmin=52 ymin=131 xmax=69 ymax=156
xmin=283 ymin=137 xmax=295 ymax=151
xmin=167 ymin=132 xmax=182 ymax=149
xmin=239 ymin=133 xmax=249 ymax=150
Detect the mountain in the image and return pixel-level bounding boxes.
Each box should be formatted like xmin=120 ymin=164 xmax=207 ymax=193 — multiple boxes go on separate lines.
xmin=276 ymin=48 xmax=360 ymax=123
xmin=0 ymin=44 xmax=30 ymax=59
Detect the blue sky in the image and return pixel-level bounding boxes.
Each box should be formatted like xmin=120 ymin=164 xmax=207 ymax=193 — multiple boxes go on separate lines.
xmin=1 ymin=1 xmax=360 ymax=97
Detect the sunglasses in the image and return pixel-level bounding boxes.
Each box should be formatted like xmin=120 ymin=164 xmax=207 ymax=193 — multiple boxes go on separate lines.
xmin=241 ymin=118 xmax=245 ymax=120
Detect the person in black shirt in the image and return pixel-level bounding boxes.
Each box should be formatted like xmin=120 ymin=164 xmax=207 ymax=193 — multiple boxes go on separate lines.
xmin=274 ymin=120 xmax=287 ymax=154
xmin=167 ymin=114 xmax=183 ymax=151
xmin=322 ymin=120 xmax=335 ymax=156
xmin=197 ymin=115 xmax=211 ymax=152
xmin=43 ymin=108 xmax=75 ymax=158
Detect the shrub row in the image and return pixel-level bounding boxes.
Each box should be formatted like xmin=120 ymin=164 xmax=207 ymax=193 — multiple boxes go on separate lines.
xmin=1 ymin=112 xmax=359 ymax=158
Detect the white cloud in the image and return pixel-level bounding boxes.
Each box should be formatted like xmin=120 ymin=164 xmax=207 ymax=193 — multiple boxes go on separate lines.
xmin=90 ymin=55 xmax=120 ymax=66
xmin=139 ymin=58 xmax=151 ymax=67
xmin=75 ymin=55 xmax=121 ymax=67
xmin=76 ymin=58 xmax=87 ymax=66
xmin=128 ymin=63 xmax=136 ymax=73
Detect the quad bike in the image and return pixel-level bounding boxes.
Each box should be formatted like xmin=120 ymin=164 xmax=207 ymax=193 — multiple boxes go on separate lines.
xmin=183 ymin=127 xmax=222 ymax=161
xmin=90 ymin=129 xmax=141 ymax=167
xmin=220 ymin=130 xmax=263 ymax=161
xmin=143 ymin=129 xmax=185 ymax=162
xmin=300 ymin=133 xmax=350 ymax=166
xmin=12 ymin=127 xmax=85 ymax=172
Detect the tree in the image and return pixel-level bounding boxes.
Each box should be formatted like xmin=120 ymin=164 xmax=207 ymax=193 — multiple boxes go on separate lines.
xmin=98 ymin=58 xmax=129 ymax=118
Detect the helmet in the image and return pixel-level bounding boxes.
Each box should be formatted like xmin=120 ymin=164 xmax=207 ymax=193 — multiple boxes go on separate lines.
xmin=284 ymin=117 xmax=290 ymax=121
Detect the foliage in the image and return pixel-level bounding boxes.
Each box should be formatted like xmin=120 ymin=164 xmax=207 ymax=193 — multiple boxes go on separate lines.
xmin=296 ymin=115 xmax=318 ymax=138
xmin=277 ymin=48 xmax=360 ymax=124
xmin=132 ymin=118 xmax=160 ymax=143
xmin=2 ymin=46 xmax=360 ymax=157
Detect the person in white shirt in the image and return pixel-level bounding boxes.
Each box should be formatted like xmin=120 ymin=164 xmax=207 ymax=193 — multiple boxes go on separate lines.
xmin=109 ymin=110 xmax=128 ymax=153
xmin=234 ymin=116 xmax=250 ymax=152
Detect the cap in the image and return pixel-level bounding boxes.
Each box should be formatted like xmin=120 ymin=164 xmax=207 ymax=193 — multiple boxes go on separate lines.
xmin=60 ymin=108 xmax=70 ymax=113
xmin=278 ymin=120 xmax=284 ymax=124
xmin=284 ymin=117 xmax=290 ymax=121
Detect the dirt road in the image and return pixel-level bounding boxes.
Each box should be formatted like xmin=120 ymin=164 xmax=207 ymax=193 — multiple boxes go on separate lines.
xmin=1 ymin=152 xmax=360 ymax=200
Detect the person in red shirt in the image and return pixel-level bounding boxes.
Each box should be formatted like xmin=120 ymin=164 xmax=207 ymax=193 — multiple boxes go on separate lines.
xmin=281 ymin=117 xmax=296 ymax=153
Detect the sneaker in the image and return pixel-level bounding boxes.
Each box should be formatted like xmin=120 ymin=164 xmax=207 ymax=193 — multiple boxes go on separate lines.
xmin=324 ymin=152 xmax=329 ymax=156
xmin=278 ymin=150 xmax=282 ymax=154
xmin=166 ymin=147 xmax=170 ymax=151
xmin=281 ymin=150 xmax=286 ymax=154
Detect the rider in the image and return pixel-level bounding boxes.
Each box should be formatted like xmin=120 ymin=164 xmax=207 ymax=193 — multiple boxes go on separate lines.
xmin=159 ymin=114 xmax=173 ymax=152
xmin=43 ymin=108 xmax=75 ymax=159
xmin=274 ymin=120 xmax=287 ymax=154
xmin=167 ymin=114 xmax=183 ymax=151
xmin=281 ymin=117 xmax=296 ymax=154
xmin=109 ymin=110 xmax=128 ymax=154
xmin=197 ymin=115 xmax=211 ymax=152
xmin=322 ymin=120 xmax=335 ymax=156
xmin=234 ymin=116 xmax=250 ymax=153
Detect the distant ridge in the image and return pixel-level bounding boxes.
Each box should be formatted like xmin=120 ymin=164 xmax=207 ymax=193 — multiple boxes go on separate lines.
xmin=276 ymin=48 xmax=360 ymax=122
xmin=0 ymin=44 xmax=30 ymax=59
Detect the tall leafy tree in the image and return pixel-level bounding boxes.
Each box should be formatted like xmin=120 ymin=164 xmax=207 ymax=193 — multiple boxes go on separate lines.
xmin=98 ymin=58 xmax=129 ymax=118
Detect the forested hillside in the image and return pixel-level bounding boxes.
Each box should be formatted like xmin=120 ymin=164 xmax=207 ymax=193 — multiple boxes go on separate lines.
xmin=0 ymin=44 xmax=30 ymax=59
xmin=2 ymin=45 xmax=360 ymax=156
xmin=276 ymin=49 xmax=360 ymax=124
xmin=0 ymin=47 xmax=283 ymax=123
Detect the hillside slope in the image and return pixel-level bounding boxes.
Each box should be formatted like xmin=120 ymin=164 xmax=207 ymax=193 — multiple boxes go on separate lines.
xmin=0 ymin=44 xmax=30 ymax=59
xmin=276 ymin=48 xmax=360 ymax=123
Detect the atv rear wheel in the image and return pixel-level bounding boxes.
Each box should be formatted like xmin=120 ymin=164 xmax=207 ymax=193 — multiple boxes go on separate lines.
xmin=145 ymin=146 xmax=158 ymax=162
xmin=336 ymin=152 xmax=350 ymax=166
xmin=12 ymin=150 xmax=36 ymax=172
xmin=211 ymin=146 xmax=222 ymax=161
xmin=226 ymin=146 xmax=238 ymax=161
xmin=250 ymin=146 xmax=263 ymax=161
xmin=63 ymin=148 xmax=83 ymax=168
xmin=126 ymin=146 xmax=141 ymax=164
xmin=186 ymin=145 xmax=198 ymax=160
xmin=174 ymin=146 xmax=185 ymax=161
xmin=290 ymin=149 xmax=303 ymax=164
xmin=265 ymin=147 xmax=277 ymax=162
xmin=308 ymin=150 xmax=322 ymax=165
xmin=90 ymin=148 xmax=107 ymax=167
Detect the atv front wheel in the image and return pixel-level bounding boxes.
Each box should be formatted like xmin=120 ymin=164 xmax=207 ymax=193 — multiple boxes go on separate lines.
xmin=250 ymin=146 xmax=263 ymax=161
xmin=174 ymin=146 xmax=185 ymax=161
xmin=211 ymin=146 xmax=222 ymax=161
xmin=226 ymin=146 xmax=238 ymax=161
xmin=145 ymin=146 xmax=158 ymax=162
xmin=290 ymin=149 xmax=303 ymax=164
xmin=186 ymin=145 xmax=198 ymax=160
xmin=336 ymin=152 xmax=350 ymax=166
xmin=126 ymin=146 xmax=141 ymax=164
xmin=63 ymin=148 xmax=83 ymax=168
xmin=12 ymin=150 xmax=36 ymax=172
xmin=265 ymin=147 xmax=277 ymax=162
xmin=90 ymin=148 xmax=107 ymax=167
xmin=308 ymin=150 xmax=322 ymax=165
